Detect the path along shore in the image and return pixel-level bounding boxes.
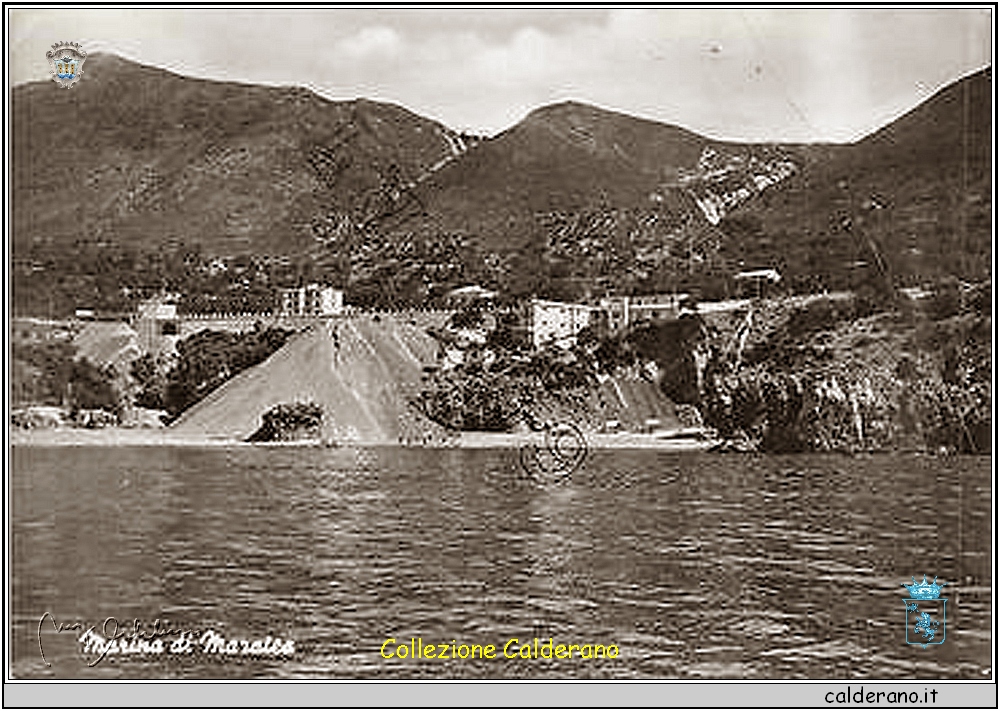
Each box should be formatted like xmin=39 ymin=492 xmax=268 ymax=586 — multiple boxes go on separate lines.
xmin=10 ymin=426 xmax=718 ymax=451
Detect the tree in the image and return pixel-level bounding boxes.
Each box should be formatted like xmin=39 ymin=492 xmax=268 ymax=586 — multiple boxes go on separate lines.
xmin=161 ymin=327 xmax=294 ymax=418
xmin=69 ymin=359 xmax=119 ymax=414
xmin=131 ymin=353 xmax=167 ymax=409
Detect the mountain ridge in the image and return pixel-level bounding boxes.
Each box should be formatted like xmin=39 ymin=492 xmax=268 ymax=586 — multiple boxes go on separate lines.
xmin=13 ymin=52 xmax=465 ymax=255
xmin=11 ymin=53 xmax=992 ymax=311
xmin=728 ymin=66 xmax=992 ymax=291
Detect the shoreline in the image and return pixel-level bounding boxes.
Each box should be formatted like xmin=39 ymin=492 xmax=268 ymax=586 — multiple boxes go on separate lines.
xmin=9 ymin=426 xmax=721 ymax=451
xmin=9 ymin=427 xmax=986 ymax=457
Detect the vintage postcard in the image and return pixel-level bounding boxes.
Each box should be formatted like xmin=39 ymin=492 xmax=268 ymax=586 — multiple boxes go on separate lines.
xmin=5 ymin=6 xmax=994 ymax=707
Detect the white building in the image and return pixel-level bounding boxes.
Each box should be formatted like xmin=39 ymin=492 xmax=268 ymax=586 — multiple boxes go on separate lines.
xmin=278 ymin=284 xmax=344 ymax=317
xmin=134 ymin=294 xmax=181 ymax=355
xmin=734 ymin=268 xmax=781 ymax=298
xmin=530 ymin=298 xmax=600 ymax=350
xmin=599 ymin=293 xmax=689 ymax=331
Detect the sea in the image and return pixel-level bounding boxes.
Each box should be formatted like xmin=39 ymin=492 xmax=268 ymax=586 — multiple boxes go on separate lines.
xmin=9 ymin=446 xmax=992 ymax=679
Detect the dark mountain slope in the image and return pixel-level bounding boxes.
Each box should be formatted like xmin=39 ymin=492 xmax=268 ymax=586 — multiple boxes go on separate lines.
xmin=13 ymin=53 xmax=461 ymax=255
xmin=724 ymin=67 xmax=992 ymax=291
xmin=405 ymin=101 xmax=798 ymax=260
xmin=12 ymin=55 xmax=989 ymax=312
xmin=428 ymin=101 xmax=712 ymax=205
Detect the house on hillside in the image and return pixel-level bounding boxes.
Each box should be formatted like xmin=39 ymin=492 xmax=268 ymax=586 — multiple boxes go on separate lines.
xmin=277 ymin=284 xmax=344 ymax=317
xmin=516 ymin=293 xmax=709 ymax=350
xmin=632 ymin=293 xmax=689 ymax=324
xmin=734 ymin=268 xmax=781 ymax=299
xmin=134 ymin=294 xmax=181 ymax=355
xmin=529 ymin=298 xmax=602 ymax=350
xmin=599 ymin=293 xmax=689 ymax=332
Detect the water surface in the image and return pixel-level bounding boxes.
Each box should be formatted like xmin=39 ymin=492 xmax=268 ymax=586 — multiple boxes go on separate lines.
xmin=10 ymin=446 xmax=992 ymax=679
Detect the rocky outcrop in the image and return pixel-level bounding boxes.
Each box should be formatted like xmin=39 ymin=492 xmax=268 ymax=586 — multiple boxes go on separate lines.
xmin=675 ymin=147 xmax=797 ymax=225
xmin=246 ymin=402 xmax=324 ymax=442
xmin=704 ymin=364 xmax=989 ymax=454
xmin=696 ymin=291 xmax=991 ymax=454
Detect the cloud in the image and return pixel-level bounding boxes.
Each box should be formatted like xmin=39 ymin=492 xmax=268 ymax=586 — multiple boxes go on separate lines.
xmin=336 ymin=25 xmax=403 ymax=60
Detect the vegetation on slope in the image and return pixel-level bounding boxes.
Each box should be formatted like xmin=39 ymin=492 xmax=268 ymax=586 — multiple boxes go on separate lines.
xmin=13 ymin=53 xmax=460 ymax=257
xmin=246 ymin=402 xmax=324 ymax=442
xmin=13 ymin=59 xmax=991 ymax=318
xmin=132 ymin=325 xmax=294 ymax=418
xmin=696 ymin=281 xmax=991 ymax=454
xmin=417 ymin=307 xmax=684 ymax=434
xmin=724 ymin=68 xmax=992 ymax=293
xmin=11 ymin=340 xmax=119 ymax=416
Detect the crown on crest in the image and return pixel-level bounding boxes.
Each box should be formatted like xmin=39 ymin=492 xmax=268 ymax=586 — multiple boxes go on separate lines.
xmin=47 ymin=41 xmax=86 ymax=58
xmin=901 ymin=575 xmax=946 ymax=599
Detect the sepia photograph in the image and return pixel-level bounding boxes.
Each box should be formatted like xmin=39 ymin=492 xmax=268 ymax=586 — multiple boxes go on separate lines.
xmin=5 ymin=5 xmax=995 ymax=706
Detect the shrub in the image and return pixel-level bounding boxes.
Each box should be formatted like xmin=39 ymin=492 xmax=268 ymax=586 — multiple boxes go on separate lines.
xmin=247 ymin=402 xmax=323 ymax=442
xmin=784 ymin=296 xmax=856 ymax=339
xmin=925 ymin=276 xmax=962 ymax=321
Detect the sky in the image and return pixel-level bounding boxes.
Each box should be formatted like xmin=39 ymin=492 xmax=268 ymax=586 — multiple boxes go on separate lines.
xmin=7 ymin=7 xmax=993 ymax=142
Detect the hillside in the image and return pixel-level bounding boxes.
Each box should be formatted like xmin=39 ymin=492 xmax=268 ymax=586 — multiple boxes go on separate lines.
xmin=12 ymin=53 xmax=462 ymax=256
xmin=420 ymin=102 xmax=709 ymax=221
xmin=409 ymin=68 xmax=992 ymax=296
xmin=723 ymin=67 xmax=993 ymax=292
xmin=11 ymin=55 xmax=991 ymax=311
xmin=698 ymin=286 xmax=991 ymax=454
xmin=407 ymin=101 xmax=800 ymax=252
xmin=170 ymin=312 xmax=687 ymax=443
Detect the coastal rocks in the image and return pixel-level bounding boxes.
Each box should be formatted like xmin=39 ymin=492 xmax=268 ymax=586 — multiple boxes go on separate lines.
xmin=701 ymin=358 xmax=989 ymax=455
xmin=629 ymin=315 xmax=707 ymax=406
xmin=900 ymin=377 xmax=991 ymax=454
xmin=704 ymin=369 xmax=897 ymax=453
xmin=10 ymin=406 xmax=67 ymax=429
xmin=693 ymin=287 xmax=990 ymax=455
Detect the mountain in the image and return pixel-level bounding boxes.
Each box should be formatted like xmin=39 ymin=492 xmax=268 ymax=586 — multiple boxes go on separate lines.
xmin=406 ymin=101 xmax=797 ymax=247
xmin=406 ymin=68 xmax=991 ymax=296
xmin=422 ymin=101 xmax=710 ymax=213
xmin=11 ymin=54 xmax=991 ymax=309
xmin=12 ymin=53 xmax=463 ymax=255
xmin=723 ymin=67 xmax=992 ymax=291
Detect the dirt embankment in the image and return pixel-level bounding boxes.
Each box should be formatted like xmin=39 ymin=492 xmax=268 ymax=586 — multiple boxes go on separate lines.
xmin=170 ymin=315 xmax=445 ymax=444
xmin=169 ymin=310 xmax=691 ymax=445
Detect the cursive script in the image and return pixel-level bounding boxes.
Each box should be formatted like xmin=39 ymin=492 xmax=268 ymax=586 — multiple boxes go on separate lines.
xmin=37 ymin=612 xmax=196 ymax=667
xmin=37 ymin=612 xmax=83 ymax=667
xmin=38 ymin=612 xmax=296 ymax=667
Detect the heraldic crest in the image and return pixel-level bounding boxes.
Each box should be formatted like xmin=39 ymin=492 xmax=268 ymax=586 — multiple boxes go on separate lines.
xmin=901 ymin=575 xmax=947 ymax=649
xmin=47 ymin=41 xmax=87 ymax=88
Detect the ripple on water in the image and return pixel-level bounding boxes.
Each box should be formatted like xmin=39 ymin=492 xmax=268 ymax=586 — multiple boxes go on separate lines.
xmin=9 ymin=448 xmax=992 ymax=679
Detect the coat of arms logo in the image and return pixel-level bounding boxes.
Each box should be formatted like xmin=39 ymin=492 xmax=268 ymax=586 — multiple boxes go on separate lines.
xmin=46 ymin=41 xmax=87 ymax=88
xmin=901 ymin=575 xmax=947 ymax=648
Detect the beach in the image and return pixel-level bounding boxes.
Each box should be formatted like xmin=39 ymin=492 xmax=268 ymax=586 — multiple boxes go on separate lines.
xmin=9 ymin=426 xmax=718 ymax=450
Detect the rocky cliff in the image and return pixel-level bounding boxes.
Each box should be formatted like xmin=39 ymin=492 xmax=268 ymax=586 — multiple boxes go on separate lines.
xmin=694 ymin=287 xmax=991 ymax=454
